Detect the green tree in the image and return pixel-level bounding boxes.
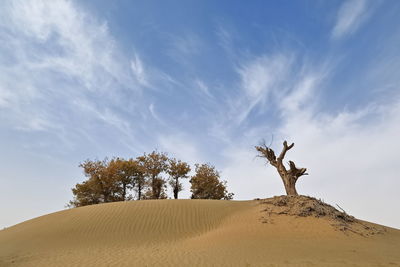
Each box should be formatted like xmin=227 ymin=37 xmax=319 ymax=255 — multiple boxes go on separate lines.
xmin=167 ymin=158 xmax=191 ymax=199
xmin=190 ymin=163 xmax=233 ymax=200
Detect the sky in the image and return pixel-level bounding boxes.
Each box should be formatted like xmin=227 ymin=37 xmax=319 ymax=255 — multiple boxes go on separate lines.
xmin=1 ymin=0 xmax=400 ymax=229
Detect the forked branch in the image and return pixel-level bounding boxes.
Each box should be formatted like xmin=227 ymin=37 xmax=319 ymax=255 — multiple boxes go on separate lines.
xmin=255 ymin=140 xmax=308 ymax=196
xmin=278 ymin=141 xmax=294 ymax=162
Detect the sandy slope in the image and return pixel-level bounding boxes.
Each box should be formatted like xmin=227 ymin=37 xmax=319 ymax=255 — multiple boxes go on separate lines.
xmin=1 ymin=199 xmax=399 ymax=267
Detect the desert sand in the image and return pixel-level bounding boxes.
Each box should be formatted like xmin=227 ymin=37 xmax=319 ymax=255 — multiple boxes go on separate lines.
xmin=1 ymin=198 xmax=399 ymax=266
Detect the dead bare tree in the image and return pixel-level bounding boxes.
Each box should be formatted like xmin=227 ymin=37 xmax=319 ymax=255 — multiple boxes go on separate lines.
xmin=255 ymin=141 xmax=308 ymax=196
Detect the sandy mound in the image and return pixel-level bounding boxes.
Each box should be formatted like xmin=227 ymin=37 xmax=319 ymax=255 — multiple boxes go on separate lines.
xmin=259 ymin=195 xmax=386 ymax=236
xmin=1 ymin=198 xmax=399 ymax=266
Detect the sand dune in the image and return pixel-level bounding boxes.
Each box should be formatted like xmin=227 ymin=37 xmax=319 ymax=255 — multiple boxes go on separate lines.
xmin=1 ymin=199 xmax=399 ymax=266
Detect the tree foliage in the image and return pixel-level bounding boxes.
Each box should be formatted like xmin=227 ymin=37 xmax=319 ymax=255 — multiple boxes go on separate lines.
xmin=69 ymin=152 xmax=234 ymax=207
xmin=167 ymin=158 xmax=191 ymax=199
xmin=137 ymin=151 xmax=169 ymax=199
xmin=69 ymin=158 xmax=145 ymax=207
xmin=69 ymin=159 xmax=119 ymax=207
xmin=190 ymin=163 xmax=233 ymax=200
xmin=108 ymin=158 xmax=141 ymax=201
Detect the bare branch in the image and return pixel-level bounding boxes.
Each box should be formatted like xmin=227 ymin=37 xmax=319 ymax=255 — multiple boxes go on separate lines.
xmin=277 ymin=141 xmax=294 ymax=162
xmin=288 ymin=160 xmax=308 ymax=181
xmin=255 ymin=142 xmax=278 ymax=167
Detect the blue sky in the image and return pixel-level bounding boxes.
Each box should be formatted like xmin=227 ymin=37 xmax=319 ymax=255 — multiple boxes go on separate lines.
xmin=1 ymin=0 xmax=400 ymax=229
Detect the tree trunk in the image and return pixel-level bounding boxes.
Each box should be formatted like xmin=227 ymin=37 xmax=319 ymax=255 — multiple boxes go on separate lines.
xmin=122 ymin=183 xmax=126 ymax=201
xmin=282 ymin=174 xmax=298 ymax=196
xmin=174 ymin=178 xmax=179 ymax=199
xmin=278 ymin=167 xmax=298 ymax=196
xmin=151 ymin=175 xmax=157 ymax=199
xmin=138 ymin=184 xmax=142 ymax=200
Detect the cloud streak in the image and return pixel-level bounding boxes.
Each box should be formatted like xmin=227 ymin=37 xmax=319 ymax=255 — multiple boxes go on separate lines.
xmin=131 ymin=54 xmax=150 ymax=87
xmin=0 ymin=0 xmax=144 ymax=149
xmin=331 ymin=0 xmax=370 ymax=39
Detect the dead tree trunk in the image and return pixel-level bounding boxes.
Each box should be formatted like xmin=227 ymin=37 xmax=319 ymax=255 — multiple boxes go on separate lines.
xmin=256 ymin=141 xmax=308 ymax=196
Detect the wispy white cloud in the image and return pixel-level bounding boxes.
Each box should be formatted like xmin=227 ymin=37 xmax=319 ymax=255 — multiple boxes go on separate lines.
xmin=234 ymin=53 xmax=293 ymax=124
xmin=206 ymin=53 xmax=294 ymax=146
xmin=280 ymin=76 xmax=318 ymax=115
xmin=4 ymin=0 xmax=131 ymax=88
xmin=148 ymin=103 xmax=166 ymax=125
xmin=331 ymin=0 xmax=370 ymax=39
xmin=194 ymin=79 xmax=214 ymax=99
xmin=0 ymin=0 xmax=140 ymax=138
xmin=131 ymin=54 xmax=149 ymax=87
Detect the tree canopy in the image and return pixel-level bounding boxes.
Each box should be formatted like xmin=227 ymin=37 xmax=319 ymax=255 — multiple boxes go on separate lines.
xmin=69 ymin=152 xmax=232 ymax=207
xmin=167 ymin=158 xmax=191 ymax=199
xmin=190 ymin=163 xmax=234 ymax=200
xmin=137 ymin=151 xmax=169 ymax=199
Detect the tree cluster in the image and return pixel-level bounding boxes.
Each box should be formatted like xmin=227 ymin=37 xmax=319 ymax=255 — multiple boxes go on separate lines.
xmin=69 ymin=151 xmax=233 ymax=207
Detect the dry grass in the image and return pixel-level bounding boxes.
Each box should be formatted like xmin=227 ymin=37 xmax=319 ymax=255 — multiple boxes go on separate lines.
xmin=259 ymin=195 xmax=386 ymax=236
xmin=0 ymin=199 xmax=399 ymax=266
